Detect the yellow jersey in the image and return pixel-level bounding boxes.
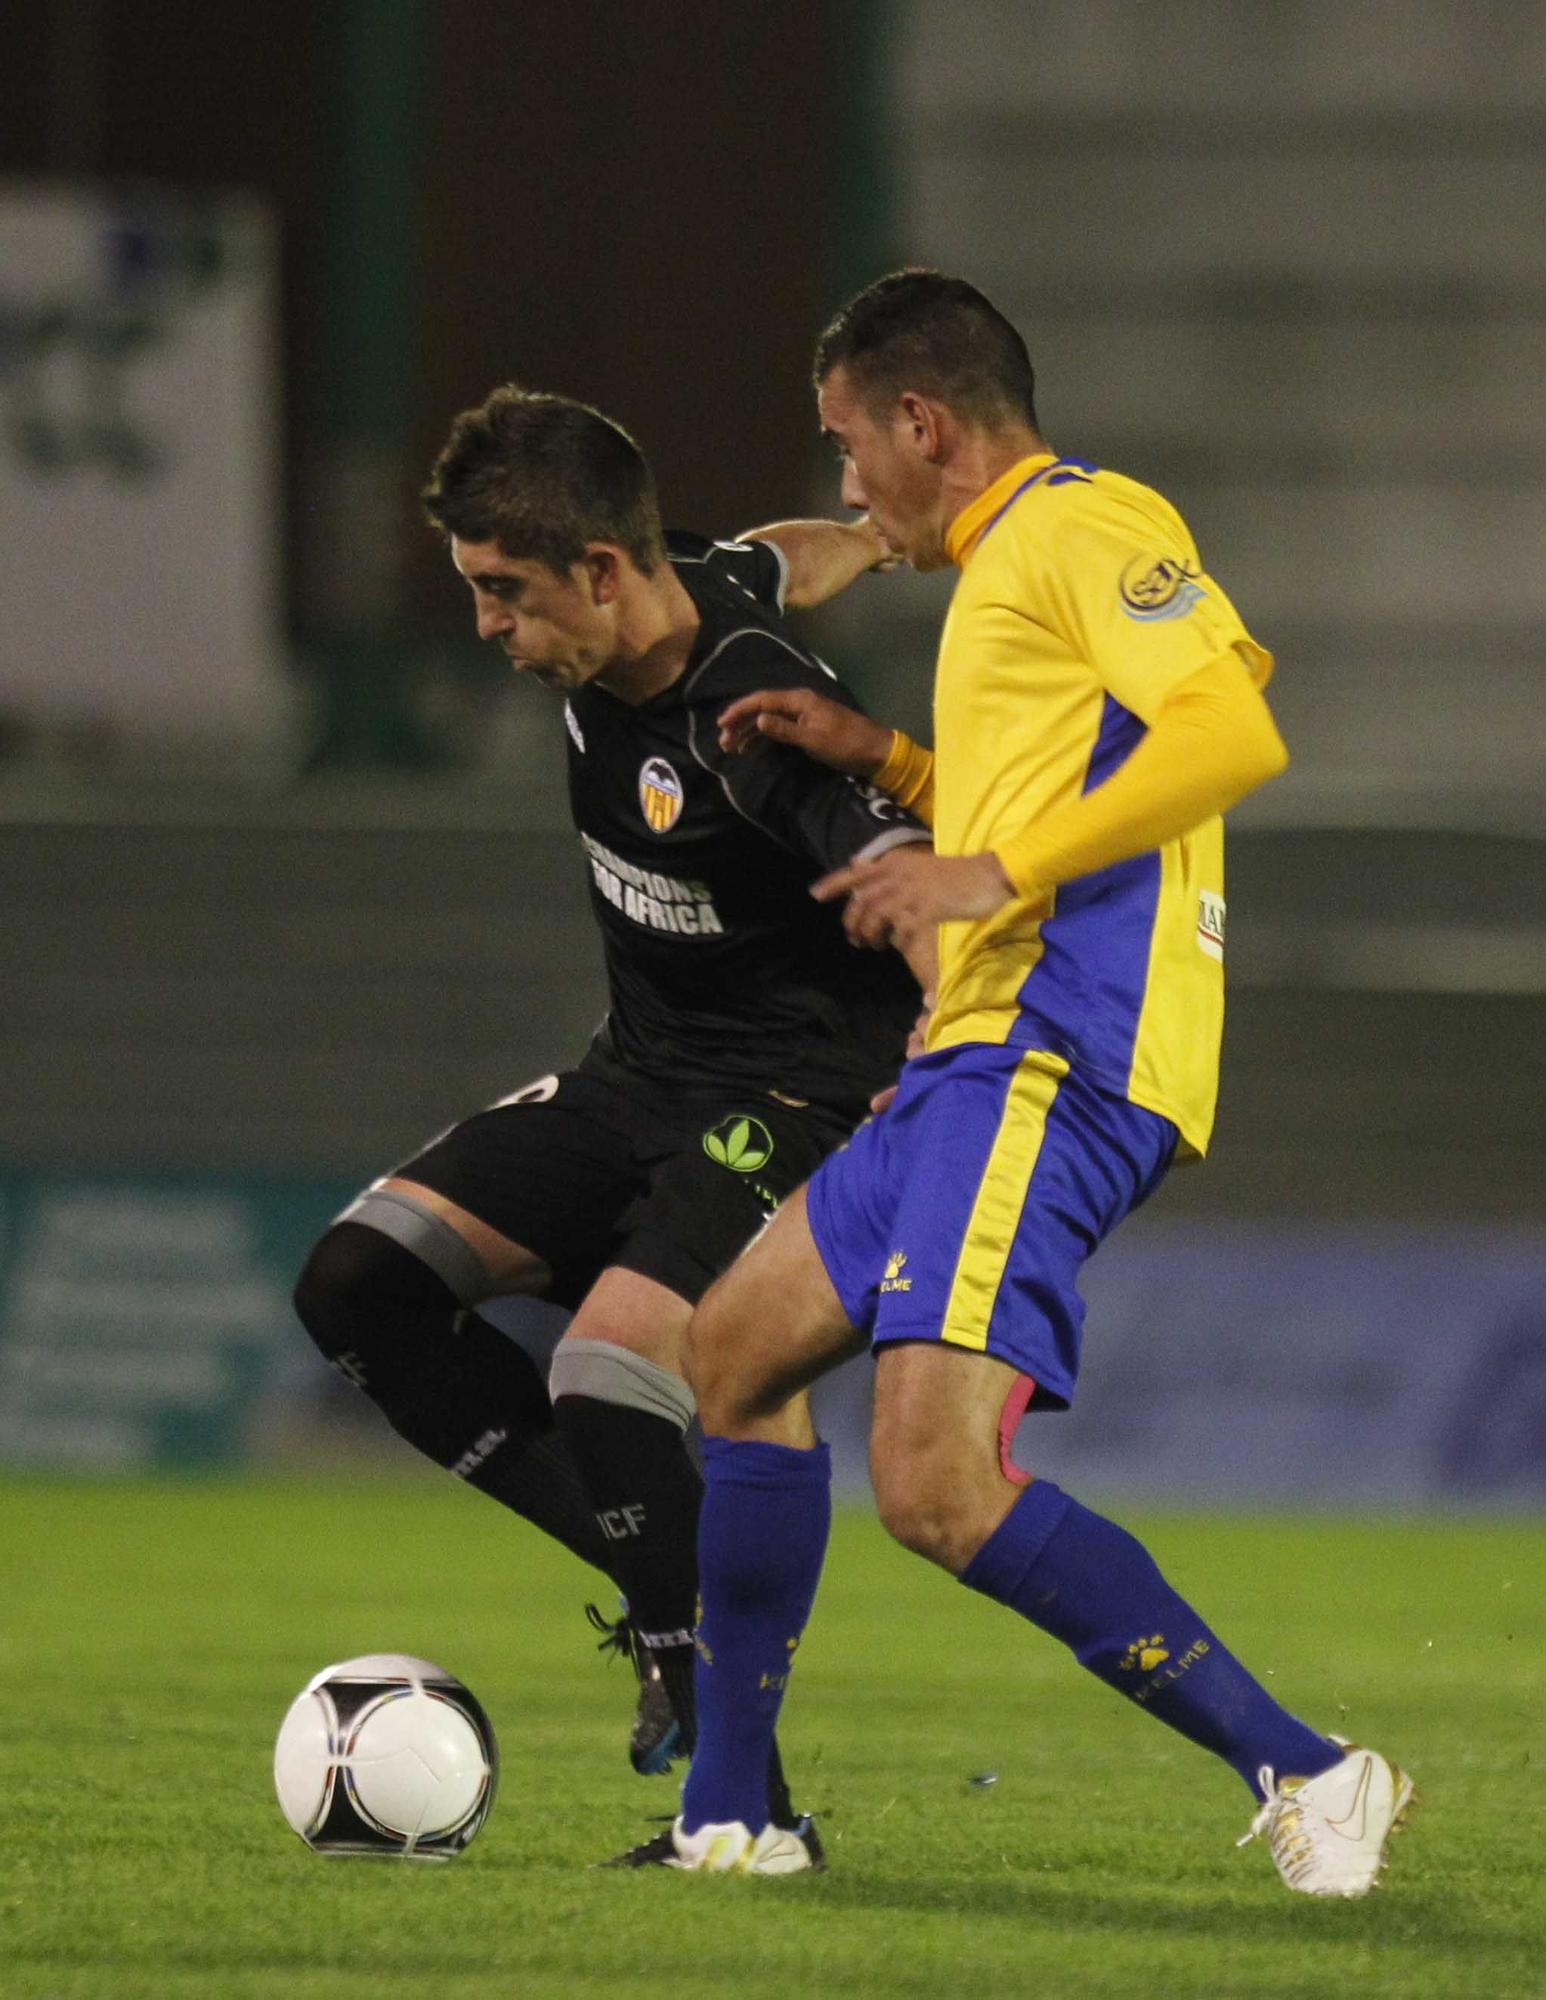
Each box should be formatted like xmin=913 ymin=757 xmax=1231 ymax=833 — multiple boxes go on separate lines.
xmin=924 ymin=452 xmax=1273 ymax=1157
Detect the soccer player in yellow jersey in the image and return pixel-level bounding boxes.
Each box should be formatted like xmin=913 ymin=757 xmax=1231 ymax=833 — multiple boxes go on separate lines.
xmin=628 ymin=273 xmax=1413 ymax=1894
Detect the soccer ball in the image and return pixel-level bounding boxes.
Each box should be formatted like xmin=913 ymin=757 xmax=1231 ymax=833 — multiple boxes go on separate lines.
xmin=274 ymin=1653 xmax=498 ymax=1860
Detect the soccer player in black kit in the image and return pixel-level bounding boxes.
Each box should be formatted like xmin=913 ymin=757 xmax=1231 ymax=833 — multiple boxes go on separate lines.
xmin=293 ymin=386 xmax=929 ymax=1856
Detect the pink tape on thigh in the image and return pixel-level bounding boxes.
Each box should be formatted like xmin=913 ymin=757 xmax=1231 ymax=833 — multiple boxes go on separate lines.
xmin=997 ymin=1373 xmax=1036 ymax=1485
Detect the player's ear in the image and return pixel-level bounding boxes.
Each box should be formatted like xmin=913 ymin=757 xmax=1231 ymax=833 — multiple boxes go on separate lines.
xmin=579 ymin=545 xmax=624 ymax=604
xmin=897 ymin=391 xmax=946 ymax=465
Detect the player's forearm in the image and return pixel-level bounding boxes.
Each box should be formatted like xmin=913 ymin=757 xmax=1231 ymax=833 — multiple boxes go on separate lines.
xmin=744 ymin=517 xmax=890 ymax=609
xmin=897 ymin=919 xmax=939 ymax=999
xmin=874 ymin=730 xmax=936 ymax=827
xmin=992 ymin=654 xmax=1288 ymax=899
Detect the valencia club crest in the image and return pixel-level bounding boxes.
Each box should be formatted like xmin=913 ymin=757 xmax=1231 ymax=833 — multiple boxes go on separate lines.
xmin=639 ymin=756 xmax=684 ymax=833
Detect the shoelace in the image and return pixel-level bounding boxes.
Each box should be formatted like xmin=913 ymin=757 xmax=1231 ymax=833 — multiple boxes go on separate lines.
xmin=584 ymin=1601 xmax=645 ymax=1678
xmin=1237 ymin=1764 xmax=1317 ymax=1884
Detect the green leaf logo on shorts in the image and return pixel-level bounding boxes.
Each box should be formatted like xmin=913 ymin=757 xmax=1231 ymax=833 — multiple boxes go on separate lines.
xmin=703 ymin=1115 xmax=775 ymax=1173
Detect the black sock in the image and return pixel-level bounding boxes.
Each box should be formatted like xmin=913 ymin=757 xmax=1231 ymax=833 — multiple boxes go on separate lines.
xmin=550 ymin=1389 xmax=804 ymax=1818
xmin=552 ymin=1395 xmax=703 ymax=1747
xmin=452 ymin=1315 xmax=617 ymax=1577
xmin=295 ymin=1222 xmax=614 ymax=1577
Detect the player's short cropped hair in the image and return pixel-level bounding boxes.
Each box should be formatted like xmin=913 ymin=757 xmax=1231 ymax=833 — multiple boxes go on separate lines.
xmin=422 ymin=386 xmax=666 ymax=573
xmin=814 ymin=270 xmax=1038 ymax=430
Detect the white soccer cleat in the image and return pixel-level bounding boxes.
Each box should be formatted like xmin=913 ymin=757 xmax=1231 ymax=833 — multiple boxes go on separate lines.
xmin=667 ymin=1816 xmax=818 ymax=1875
xmin=1239 ymin=1737 xmax=1415 ymax=1897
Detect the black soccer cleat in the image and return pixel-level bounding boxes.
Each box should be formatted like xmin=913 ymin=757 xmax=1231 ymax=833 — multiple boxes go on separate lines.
xmin=585 ymin=1602 xmax=686 ymax=1777
xmin=601 ymin=1818 xmax=679 ymax=1868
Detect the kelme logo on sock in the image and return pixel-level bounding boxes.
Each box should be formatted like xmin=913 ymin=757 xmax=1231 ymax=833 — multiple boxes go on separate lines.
xmin=703 ymin=1115 xmax=775 ymax=1172
xmin=1119 ymin=1633 xmax=1170 ymax=1673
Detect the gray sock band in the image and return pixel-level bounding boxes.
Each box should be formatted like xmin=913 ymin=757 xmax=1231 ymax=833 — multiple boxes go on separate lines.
xmin=337 ymin=1187 xmax=492 ymax=1305
xmin=547 ymin=1338 xmax=696 ymax=1432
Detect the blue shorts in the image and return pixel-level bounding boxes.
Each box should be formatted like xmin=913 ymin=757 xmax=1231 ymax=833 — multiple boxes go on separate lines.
xmin=805 ymin=1042 xmax=1176 ymax=1408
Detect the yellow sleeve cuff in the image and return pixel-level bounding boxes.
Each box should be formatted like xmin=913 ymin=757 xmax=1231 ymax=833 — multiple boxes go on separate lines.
xmin=873 ymin=729 xmax=936 ymax=827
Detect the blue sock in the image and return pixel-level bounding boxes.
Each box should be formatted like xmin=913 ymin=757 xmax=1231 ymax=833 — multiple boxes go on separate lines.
xmin=959 ymin=1481 xmax=1342 ymax=1797
xmin=680 ymin=1436 xmax=832 ymax=1835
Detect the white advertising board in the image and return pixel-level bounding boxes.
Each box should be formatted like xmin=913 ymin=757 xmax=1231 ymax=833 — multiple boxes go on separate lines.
xmin=0 ymin=183 xmax=292 ymax=744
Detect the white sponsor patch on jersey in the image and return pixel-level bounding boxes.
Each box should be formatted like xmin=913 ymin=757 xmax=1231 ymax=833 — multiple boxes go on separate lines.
xmin=1197 ymin=890 xmax=1226 ymax=961
xmin=581 ymin=833 xmax=726 ymax=937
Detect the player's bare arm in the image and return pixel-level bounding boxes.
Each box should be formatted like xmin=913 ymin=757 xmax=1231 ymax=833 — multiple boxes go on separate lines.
xmin=743 ymin=514 xmax=894 ymax=609
xmin=717 ymin=682 xmax=895 ymax=770
xmin=891 ymin=915 xmax=939 ymax=1020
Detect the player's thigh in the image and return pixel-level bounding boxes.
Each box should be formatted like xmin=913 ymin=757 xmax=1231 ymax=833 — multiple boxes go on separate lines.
xmin=377 ymin=1179 xmax=548 ymax=1295
xmin=686 ymin=1185 xmax=866 ymax=1438
xmin=870 ymin=1045 xmax=1176 ymax=1410
xmin=607 ymin=1092 xmax=848 ymax=1342
xmin=561 ymin=1266 xmax=695 ymax=1378
xmin=373 ymin=1069 xmax=650 ymax=1308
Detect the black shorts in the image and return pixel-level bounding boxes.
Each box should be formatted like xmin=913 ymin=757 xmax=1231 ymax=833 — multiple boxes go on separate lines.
xmin=394 ymin=1056 xmax=857 ymax=1310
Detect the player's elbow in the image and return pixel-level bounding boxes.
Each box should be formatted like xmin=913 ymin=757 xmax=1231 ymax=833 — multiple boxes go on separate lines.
xmin=1244 ymin=709 xmax=1290 ymax=790
xmin=1171 ymin=660 xmax=1289 ymax=806
xmin=1214 ymin=696 xmax=1288 ymax=811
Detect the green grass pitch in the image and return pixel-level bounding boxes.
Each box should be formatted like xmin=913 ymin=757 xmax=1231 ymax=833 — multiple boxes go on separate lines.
xmin=1 ymin=1475 xmax=1539 ymax=2000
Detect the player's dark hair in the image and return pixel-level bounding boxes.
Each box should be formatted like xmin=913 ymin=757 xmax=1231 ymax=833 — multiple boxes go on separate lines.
xmin=422 ymin=385 xmax=666 ymax=573
xmin=814 ymin=269 xmax=1038 ymax=430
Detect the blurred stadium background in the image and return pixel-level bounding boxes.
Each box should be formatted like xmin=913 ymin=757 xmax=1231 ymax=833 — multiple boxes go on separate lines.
xmin=1 ymin=0 xmax=1542 ymax=1505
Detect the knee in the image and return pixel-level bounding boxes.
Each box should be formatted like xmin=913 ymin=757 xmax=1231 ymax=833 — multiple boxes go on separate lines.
xmin=871 ymin=1475 xmax=961 ymax=1570
xmin=871 ymin=1451 xmax=1007 ymax=1575
xmin=293 ymin=1221 xmax=436 ymax=1369
xmin=682 ymin=1278 xmax=782 ymax=1436
xmin=549 ymin=1335 xmax=695 ymax=1435
xmin=682 ymin=1285 xmax=745 ymax=1432
xmin=293 ymin=1224 xmax=371 ymax=1361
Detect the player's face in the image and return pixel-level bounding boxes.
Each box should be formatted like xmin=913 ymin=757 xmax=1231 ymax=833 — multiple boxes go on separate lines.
xmin=817 ymin=365 xmax=948 ymax=570
xmin=450 ymin=538 xmax=616 ymax=691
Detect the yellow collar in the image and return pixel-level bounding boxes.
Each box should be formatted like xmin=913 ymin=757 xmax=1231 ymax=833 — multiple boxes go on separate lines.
xmin=945 ymin=453 xmax=1058 ymax=567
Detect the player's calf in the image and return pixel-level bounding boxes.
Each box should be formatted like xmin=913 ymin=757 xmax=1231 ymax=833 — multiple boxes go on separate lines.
xmin=294 ymin=1220 xmax=612 ymax=1574
xmin=551 ymin=1334 xmax=704 ymax=1761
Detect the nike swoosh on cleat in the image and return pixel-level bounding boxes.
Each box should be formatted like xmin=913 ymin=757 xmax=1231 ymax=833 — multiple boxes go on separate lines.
xmin=1325 ymin=1757 xmax=1374 ymax=1842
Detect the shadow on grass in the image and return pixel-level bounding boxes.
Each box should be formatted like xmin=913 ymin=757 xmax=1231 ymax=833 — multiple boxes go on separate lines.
xmin=808 ymin=1866 xmax=1514 ymax=1953
xmin=15 ymin=1876 xmax=1529 ymax=1986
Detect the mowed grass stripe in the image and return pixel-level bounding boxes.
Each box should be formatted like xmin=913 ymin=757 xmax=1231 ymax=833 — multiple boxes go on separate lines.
xmin=0 ymin=1476 xmax=1539 ymax=1999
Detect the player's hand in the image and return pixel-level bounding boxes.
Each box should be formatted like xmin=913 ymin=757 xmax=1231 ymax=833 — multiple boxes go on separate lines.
xmin=717 ymin=686 xmax=893 ymax=775
xmin=856 ymin=514 xmax=903 ymax=573
xmin=812 ymin=848 xmax=1014 ymax=948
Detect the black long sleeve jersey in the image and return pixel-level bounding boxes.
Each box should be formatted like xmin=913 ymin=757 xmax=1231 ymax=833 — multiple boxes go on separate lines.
xmin=567 ymin=531 xmax=926 ymax=1121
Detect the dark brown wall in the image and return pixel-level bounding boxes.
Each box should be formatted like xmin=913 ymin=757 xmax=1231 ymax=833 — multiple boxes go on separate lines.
xmin=411 ymin=2 xmax=839 ymax=627
xmin=3 ymin=1 xmax=842 ymax=640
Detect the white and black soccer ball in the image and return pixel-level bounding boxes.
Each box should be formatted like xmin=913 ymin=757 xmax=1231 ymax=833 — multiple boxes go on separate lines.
xmin=274 ymin=1653 xmax=497 ymax=1860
